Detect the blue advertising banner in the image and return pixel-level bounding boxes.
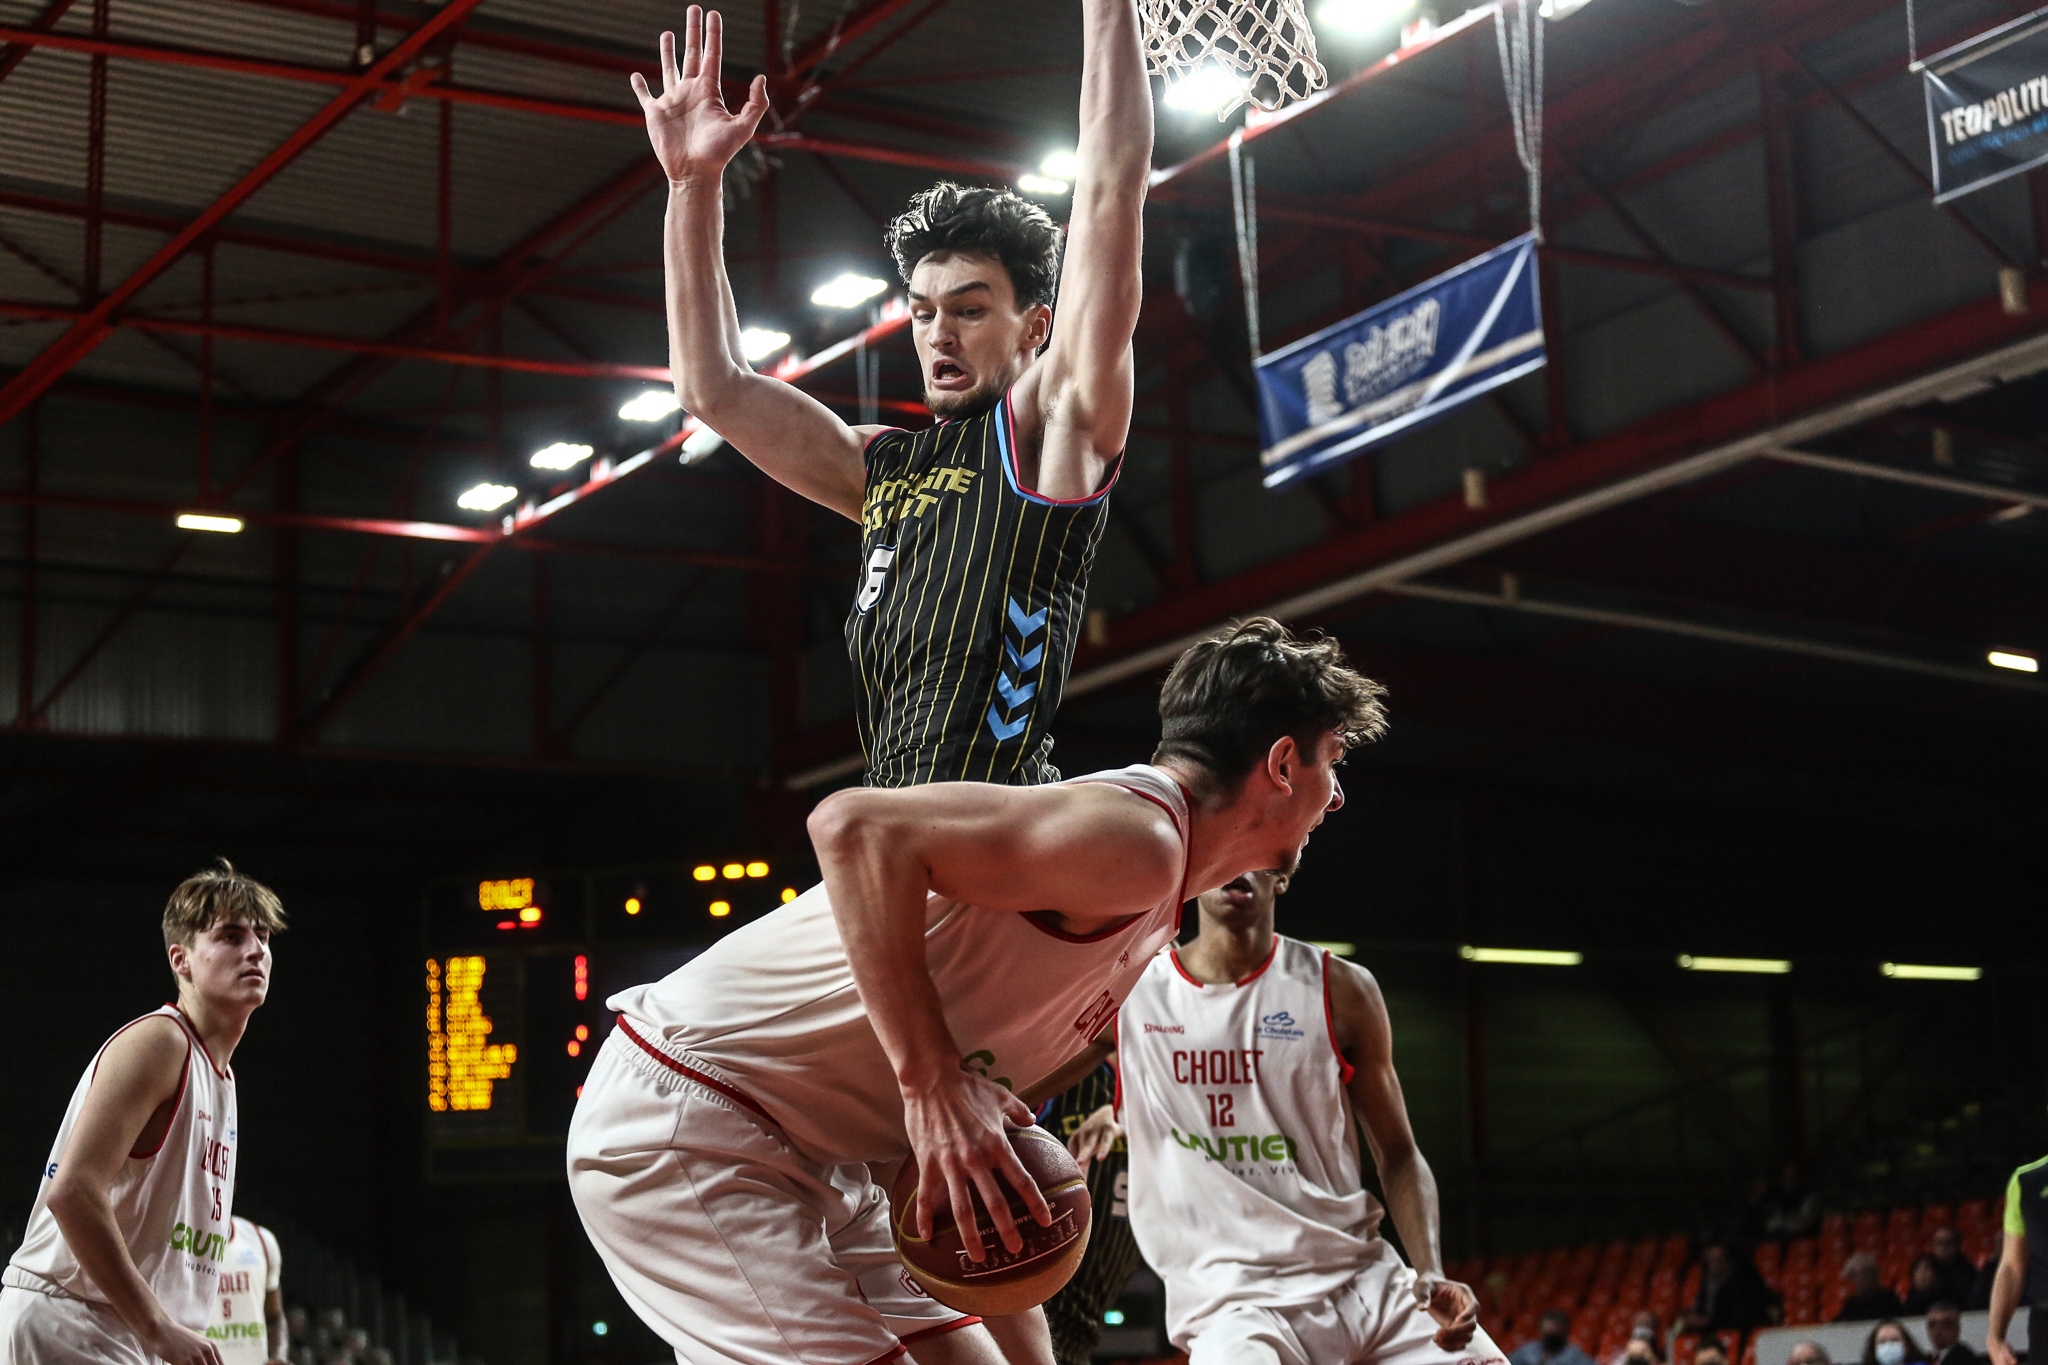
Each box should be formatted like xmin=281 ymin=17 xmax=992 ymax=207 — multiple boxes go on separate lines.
xmin=1254 ymin=233 xmax=1545 ymax=490
xmin=1920 ymin=8 xmax=2048 ymax=204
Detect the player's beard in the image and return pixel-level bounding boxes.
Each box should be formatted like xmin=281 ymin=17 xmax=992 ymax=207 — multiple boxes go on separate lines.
xmin=924 ymin=374 xmax=1003 ymax=421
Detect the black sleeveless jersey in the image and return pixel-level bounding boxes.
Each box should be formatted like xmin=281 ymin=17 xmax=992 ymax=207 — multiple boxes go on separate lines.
xmin=846 ymin=389 xmax=1116 ymax=788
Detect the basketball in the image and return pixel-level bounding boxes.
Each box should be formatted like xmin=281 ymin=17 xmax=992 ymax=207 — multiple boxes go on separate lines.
xmin=890 ymin=1125 xmax=1093 ymax=1316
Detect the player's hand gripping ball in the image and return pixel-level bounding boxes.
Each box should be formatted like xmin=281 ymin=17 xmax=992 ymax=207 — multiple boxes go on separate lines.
xmin=890 ymin=1125 xmax=1092 ymax=1315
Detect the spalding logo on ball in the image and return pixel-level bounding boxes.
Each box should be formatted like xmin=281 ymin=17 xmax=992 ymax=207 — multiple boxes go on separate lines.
xmin=890 ymin=1125 xmax=1092 ymax=1315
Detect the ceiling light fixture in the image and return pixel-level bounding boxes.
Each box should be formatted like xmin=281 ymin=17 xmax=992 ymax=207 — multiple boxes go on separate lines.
xmin=1041 ymin=150 xmax=1081 ymax=180
xmin=530 ymin=442 xmax=594 ymax=471
xmin=1309 ymin=940 xmax=1356 ymax=957
xmin=1163 ymin=63 xmax=1250 ymax=114
xmin=176 ymin=512 xmax=244 ymax=534
xmin=1017 ymin=173 xmax=1071 ymax=197
xmin=1538 ymin=0 xmax=1595 ymax=17
xmin=811 ymin=273 xmax=889 ymax=309
xmin=680 ymin=424 xmax=726 ymax=465
xmin=1988 ymin=649 xmax=2039 ymax=673
xmin=740 ymin=327 xmax=791 ymax=362
xmin=457 ymin=482 xmax=519 ymax=512
xmin=1881 ymin=962 xmax=1982 ymax=981
xmin=1678 ymin=954 xmax=1791 ymax=974
xmin=1315 ymin=0 xmax=1415 ymax=35
xmin=619 ymin=389 xmax=682 ymax=422
xmin=1460 ymin=946 xmax=1583 ymax=966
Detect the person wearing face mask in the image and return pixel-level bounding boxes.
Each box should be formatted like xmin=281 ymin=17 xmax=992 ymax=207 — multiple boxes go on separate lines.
xmin=1609 ymin=1311 xmax=1668 ymax=1365
xmin=1511 ymin=1311 xmax=1597 ymax=1365
xmin=1861 ymin=1319 xmax=1928 ymax=1365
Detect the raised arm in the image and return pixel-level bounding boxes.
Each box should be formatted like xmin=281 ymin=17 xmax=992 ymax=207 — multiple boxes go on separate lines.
xmin=806 ymin=780 xmax=1179 ymax=1258
xmin=44 ymin=1019 xmax=222 ymax=1365
xmin=1012 ymin=0 xmax=1153 ymax=497
xmin=632 ymin=8 xmax=875 ymax=521
xmin=1331 ymin=958 xmax=1479 ymax=1352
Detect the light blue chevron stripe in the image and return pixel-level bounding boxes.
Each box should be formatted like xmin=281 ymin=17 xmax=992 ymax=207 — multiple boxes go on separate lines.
xmin=1005 ymin=639 xmax=1044 ymax=672
xmin=1007 ymin=597 xmax=1048 ymax=638
xmin=985 ymin=704 xmax=1030 ymax=742
xmin=995 ymin=672 xmax=1038 ymax=709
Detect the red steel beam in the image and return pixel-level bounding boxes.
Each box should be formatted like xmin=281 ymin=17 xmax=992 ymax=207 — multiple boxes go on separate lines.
xmin=0 ymin=0 xmax=485 ymax=430
xmin=0 ymin=0 xmax=75 ymax=85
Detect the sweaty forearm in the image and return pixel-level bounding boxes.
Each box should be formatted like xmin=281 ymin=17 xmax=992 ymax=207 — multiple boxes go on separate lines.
xmin=48 ymin=1187 xmax=175 ymax=1339
xmin=815 ymin=802 xmax=963 ymax=1094
xmin=1076 ymin=0 xmax=1153 ymax=185
xmin=664 ymin=176 xmax=750 ymax=415
xmin=1377 ymin=1149 xmax=1446 ymax=1277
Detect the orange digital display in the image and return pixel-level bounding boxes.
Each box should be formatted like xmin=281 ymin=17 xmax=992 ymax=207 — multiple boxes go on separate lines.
xmin=425 ymin=955 xmax=518 ymax=1113
xmin=478 ymin=878 xmax=534 ymax=912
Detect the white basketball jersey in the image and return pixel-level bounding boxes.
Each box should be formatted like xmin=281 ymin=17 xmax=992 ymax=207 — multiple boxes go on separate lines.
xmin=1120 ymin=936 xmax=1384 ymax=1346
xmin=607 ymin=764 xmax=1190 ymax=1165
xmin=5 ymin=1007 xmax=239 ymax=1332
xmin=208 ymin=1217 xmax=279 ymax=1365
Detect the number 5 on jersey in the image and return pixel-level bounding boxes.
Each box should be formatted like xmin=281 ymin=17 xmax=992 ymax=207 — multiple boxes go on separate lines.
xmin=856 ymin=545 xmax=896 ymax=614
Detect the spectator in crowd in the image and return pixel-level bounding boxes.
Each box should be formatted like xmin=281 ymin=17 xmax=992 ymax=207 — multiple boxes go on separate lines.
xmin=1787 ymin=1343 xmax=1831 ymax=1365
xmin=1860 ymin=1319 xmax=1927 ymax=1365
xmin=1693 ymin=1341 xmax=1730 ymax=1365
xmin=1924 ymin=1301 xmax=1983 ymax=1365
xmin=1685 ymin=1241 xmax=1777 ymax=1334
xmin=1512 ymin=1310 xmax=1598 ymax=1365
xmin=1840 ymin=1253 xmax=1907 ymax=1323
xmin=1926 ymin=1228 xmax=1979 ymax=1308
xmin=1904 ymin=1256 xmax=1951 ymax=1316
xmin=1613 ymin=1311 xmax=1668 ymax=1365
xmin=1758 ymin=1162 xmax=1821 ymax=1240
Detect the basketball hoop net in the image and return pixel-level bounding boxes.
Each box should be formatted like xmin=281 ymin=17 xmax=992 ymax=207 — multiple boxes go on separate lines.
xmin=1141 ymin=0 xmax=1328 ymax=118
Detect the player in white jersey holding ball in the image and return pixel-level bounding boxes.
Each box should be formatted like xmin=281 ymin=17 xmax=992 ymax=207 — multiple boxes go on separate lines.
xmin=209 ymin=1216 xmax=286 ymax=1365
xmin=1108 ymin=866 xmax=1504 ymax=1365
xmin=567 ymin=619 xmax=1388 ymax=1365
xmin=1 ymin=862 xmax=284 ymax=1365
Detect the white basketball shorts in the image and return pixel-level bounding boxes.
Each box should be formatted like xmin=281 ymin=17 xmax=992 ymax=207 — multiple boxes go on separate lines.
xmin=0 ymin=1284 xmax=155 ymax=1365
xmin=1186 ymin=1244 xmax=1509 ymax=1365
xmin=566 ymin=1025 xmax=975 ymax=1365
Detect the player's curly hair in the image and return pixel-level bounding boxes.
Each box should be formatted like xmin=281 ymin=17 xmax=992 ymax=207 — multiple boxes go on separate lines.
xmin=1154 ymin=617 xmax=1388 ymax=789
xmin=885 ymin=183 xmax=1063 ymax=310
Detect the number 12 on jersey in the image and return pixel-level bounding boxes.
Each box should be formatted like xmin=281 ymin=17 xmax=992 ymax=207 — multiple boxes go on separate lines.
xmin=1206 ymin=1093 xmax=1235 ymax=1127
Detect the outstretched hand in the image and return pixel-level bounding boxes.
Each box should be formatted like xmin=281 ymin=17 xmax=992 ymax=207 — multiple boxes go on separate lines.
xmin=903 ymin=1068 xmax=1054 ymax=1263
xmin=629 ymin=6 xmax=770 ymax=185
xmin=1413 ymin=1272 xmax=1480 ymax=1351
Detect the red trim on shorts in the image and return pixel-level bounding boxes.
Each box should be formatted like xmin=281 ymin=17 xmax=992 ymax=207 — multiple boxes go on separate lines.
xmin=1235 ymin=938 xmax=1281 ymax=987
xmin=613 ymin=1019 xmax=779 ymax=1126
xmin=899 ymin=1317 xmax=983 ymax=1346
xmin=1321 ymin=951 xmax=1356 ymax=1085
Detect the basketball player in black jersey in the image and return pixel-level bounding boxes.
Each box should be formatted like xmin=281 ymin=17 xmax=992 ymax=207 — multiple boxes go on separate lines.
xmin=631 ymin=0 xmax=1150 ymax=787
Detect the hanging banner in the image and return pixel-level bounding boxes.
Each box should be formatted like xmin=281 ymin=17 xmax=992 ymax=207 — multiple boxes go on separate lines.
xmin=1254 ymin=233 xmax=1544 ymax=490
xmin=1921 ymin=7 xmax=2048 ymax=204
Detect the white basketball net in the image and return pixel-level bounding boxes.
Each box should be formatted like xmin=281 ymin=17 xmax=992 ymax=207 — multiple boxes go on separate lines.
xmin=1141 ymin=0 xmax=1328 ymax=119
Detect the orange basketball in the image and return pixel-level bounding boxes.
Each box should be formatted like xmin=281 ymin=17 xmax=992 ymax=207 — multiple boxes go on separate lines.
xmin=889 ymin=1124 xmax=1092 ymax=1316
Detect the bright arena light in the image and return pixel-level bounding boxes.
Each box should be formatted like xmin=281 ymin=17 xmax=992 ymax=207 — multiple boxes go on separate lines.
xmin=1988 ymin=649 xmax=2039 ymax=673
xmin=1163 ymin=63 xmax=1249 ymax=115
xmin=1678 ymin=954 xmax=1791 ymax=975
xmin=1882 ymin=962 xmax=1983 ymax=981
xmin=175 ymin=512 xmax=244 ymax=534
xmin=1316 ymin=0 xmax=1415 ymax=34
xmin=679 ymin=424 xmax=726 ymax=465
xmin=618 ymin=389 xmax=681 ymax=422
xmin=1041 ymin=150 xmax=1081 ymax=180
xmin=529 ymin=442 xmax=594 ymax=471
xmin=740 ymin=327 xmax=791 ymax=362
xmin=457 ymin=482 xmax=519 ymax=512
xmin=811 ymin=273 xmax=890 ymax=309
xmin=1460 ymin=946 xmax=1583 ymax=967
xmin=1539 ymin=0 xmax=1596 ymax=17
xmin=1017 ymin=172 xmax=1071 ymax=197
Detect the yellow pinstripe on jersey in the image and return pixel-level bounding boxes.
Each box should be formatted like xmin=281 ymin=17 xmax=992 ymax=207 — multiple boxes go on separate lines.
xmin=847 ymin=389 xmax=1116 ymax=788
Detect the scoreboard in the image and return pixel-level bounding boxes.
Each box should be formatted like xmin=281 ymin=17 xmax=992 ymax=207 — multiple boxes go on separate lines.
xmin=421 ymin=857 xmax=811 ymax=1181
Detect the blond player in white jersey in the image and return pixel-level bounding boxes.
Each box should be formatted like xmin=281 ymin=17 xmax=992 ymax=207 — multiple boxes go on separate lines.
xmin=567 ymin=619 xmax=1388 ymax=1365
xmin=1 ymin=863 xmax=285 ymax=1365
xmin=1094 ymin=868 xmax=1502 ymax=1365
xmin=208 ymin=1216 xmax=285 ymax=1365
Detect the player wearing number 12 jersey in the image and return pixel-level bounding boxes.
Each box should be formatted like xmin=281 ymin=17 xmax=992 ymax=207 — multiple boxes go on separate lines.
xmin=1 ymin=864 xmax=284 ymax=1365
xmin=1113 ymin=870 xmax=1503 ymax=1365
